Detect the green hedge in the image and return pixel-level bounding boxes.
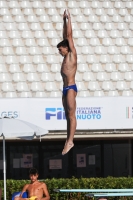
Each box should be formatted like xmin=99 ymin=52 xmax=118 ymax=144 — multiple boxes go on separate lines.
xmin=1 ymin=177 xmax=133 ymax=200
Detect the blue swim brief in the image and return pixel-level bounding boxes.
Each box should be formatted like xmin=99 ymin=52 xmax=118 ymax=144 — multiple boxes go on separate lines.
xmin=63 ymin=84 xmax=78 ymax=96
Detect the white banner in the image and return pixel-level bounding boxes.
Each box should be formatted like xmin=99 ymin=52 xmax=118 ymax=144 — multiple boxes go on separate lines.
xmin=0 ymin=97 xmax=132 ymax=130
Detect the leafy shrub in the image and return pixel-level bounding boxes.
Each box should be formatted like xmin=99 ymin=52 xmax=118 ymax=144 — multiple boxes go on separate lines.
xmin=1 ymin=177 xmax=133 ymax=200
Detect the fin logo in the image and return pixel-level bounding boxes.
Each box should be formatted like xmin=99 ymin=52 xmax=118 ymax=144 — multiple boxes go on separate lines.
xmin=45 ymin=108 xmax=66 ymax=120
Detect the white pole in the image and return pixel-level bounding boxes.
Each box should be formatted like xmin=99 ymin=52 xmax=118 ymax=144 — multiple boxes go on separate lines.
xmin=3 ymin=135 xmax=6 ymax=200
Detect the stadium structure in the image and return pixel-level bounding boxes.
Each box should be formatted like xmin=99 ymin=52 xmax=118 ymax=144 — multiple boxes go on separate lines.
xmin=0 ymin=0 xmax=133 ymax=179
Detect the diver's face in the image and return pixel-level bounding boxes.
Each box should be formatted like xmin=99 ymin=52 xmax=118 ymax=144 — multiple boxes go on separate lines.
xmin=58 ymin=46 xmax=68 ymax=57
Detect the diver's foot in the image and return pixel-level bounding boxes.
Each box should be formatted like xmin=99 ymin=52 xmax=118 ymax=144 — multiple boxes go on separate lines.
xmin=62 ymin=142 xmax=74 ymax=155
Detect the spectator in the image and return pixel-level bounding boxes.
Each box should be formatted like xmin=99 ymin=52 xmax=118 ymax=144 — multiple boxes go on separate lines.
xmin=15 ymin=168 xmax=50 ymax=200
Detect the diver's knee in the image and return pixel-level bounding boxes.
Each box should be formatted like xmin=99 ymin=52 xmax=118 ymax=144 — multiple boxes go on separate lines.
xmin=68 ymin=110 xmax=75 ymax=119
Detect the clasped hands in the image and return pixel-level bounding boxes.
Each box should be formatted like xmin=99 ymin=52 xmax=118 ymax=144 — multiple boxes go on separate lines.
xmin=63 ymin=9 xmax=70 ymax=20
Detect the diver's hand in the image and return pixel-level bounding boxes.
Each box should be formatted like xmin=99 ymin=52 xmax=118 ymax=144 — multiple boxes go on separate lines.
xmin=67 ymin=9 xmax=70 ymax=19
xmin=63 ymin=9 xmax=67 ymax=20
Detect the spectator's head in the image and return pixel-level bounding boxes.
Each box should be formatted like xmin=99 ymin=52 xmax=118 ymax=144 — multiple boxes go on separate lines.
xmin=29 ymin=168 xmax=39 ymax=182
xmin=57 ymin=39 xmax=70 ymax=56
xmin=97 ymin=197 xmax=108 ymax=200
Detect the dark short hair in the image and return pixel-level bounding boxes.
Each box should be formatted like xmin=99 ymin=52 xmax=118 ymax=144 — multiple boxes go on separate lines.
xmin=57 ymin=39 xmax=69 ymax=49
xmin=29 ymin=168 xmax=38 ymax=175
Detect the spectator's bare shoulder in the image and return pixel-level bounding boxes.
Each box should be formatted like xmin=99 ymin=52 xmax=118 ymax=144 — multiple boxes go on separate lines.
xmin=41 ymin=182 xmax=47 ymax=188
xmin=23 ymin=183 xmax=30 ymax=190
xmin=26 ymin=183 xmax=30 ymax=187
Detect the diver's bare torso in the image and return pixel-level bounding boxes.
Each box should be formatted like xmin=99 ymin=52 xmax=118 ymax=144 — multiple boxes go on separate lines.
xmin=61 ymin=52 xmax=77 ymax=87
